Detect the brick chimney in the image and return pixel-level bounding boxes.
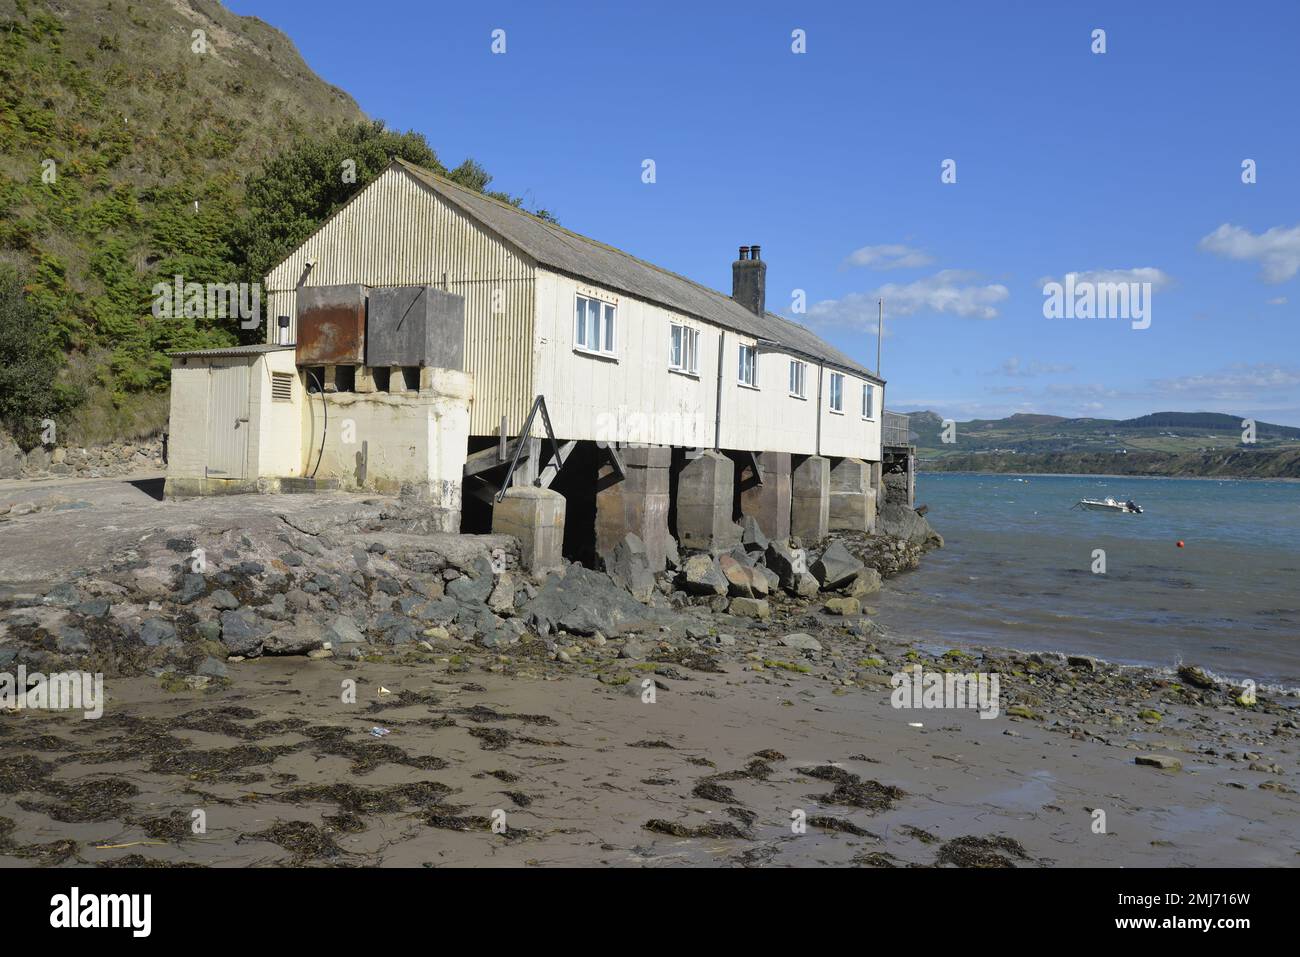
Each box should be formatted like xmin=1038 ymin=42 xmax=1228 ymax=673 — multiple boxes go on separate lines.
xmin=732 ymin=244 xmax=766 ymax=315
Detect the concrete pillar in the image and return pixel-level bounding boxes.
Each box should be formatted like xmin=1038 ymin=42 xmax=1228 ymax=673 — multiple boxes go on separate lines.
xmin=597 ymin=445 xmax=671 ymax=571
xmin=791 ymin=455 xmax=830 ymax=543
xmin=738 ymin=451 xmax=791 ymax=542
xmin=829 ymin=457 xmax=877 ymax=533
xmin=388 ymin=366 xmax=406 ymax=393
xmin=676 ymin=449 xmax=740 ymax=552
xmin=355 ymin=367 xmax=377 ymax=394
xmin=510 ymin=436 xmax=542 ymax=488
xmin=492 ymin=486 xmax=566 ymax=574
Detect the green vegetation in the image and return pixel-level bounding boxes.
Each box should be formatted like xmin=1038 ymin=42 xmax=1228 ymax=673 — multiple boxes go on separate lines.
xmin=0 ymin=0 xmax=551 ymax=450
xmin=909 ymin=410 xmax=1300 ymax=478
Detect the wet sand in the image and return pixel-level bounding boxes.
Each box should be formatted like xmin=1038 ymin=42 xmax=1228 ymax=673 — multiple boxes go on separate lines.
xmin=3 ymin=643 xmax=1295 ymax=867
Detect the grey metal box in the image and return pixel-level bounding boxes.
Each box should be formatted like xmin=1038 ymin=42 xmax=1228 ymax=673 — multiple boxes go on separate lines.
xmin=365 ymin=286 xmax=465 ymax=370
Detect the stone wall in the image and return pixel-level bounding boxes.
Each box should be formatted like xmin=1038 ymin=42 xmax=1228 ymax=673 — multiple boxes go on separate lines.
xmin=0 ymin=432 xmax=165 ymax=480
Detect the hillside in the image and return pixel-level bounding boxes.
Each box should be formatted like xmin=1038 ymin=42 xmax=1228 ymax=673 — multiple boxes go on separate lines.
xmin=0 ymin=0 xmax=368 ymax=442
xmin=904 ymin=409 xmax=1300 ymax=477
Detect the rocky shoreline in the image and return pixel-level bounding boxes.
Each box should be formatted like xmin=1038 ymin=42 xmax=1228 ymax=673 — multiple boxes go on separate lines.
xmin=0 ymin=483 xmax=1295 ymax=867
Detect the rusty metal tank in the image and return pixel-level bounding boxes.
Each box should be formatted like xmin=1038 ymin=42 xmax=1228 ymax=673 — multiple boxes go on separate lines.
xmin=295 ymin=284 xmax=367 ymax=366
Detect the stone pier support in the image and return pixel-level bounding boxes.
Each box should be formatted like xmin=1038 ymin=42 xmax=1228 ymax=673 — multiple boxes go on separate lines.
xmin=492 ymin=486 xmax=566 ymax=574
xmin=596 ymin=445 xmax=671 ymax=571
xmin=791 ymin=454 xmax=830 ymax=543
xmin=676 ymin=449 xmax=740 ymax=552
xmin=738 ymin=451 xmax=791 ymax=542
xmin=829 ymin=457 xmax=877 ymax=533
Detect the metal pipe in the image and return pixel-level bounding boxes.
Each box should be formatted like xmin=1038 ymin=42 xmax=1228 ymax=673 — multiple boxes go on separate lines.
xmin=714 ymin=330 xmax=725 ymax=451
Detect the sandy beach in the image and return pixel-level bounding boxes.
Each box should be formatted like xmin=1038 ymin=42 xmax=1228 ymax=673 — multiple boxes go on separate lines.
xmin=1 ymin=475 xmax=1295 ymax=868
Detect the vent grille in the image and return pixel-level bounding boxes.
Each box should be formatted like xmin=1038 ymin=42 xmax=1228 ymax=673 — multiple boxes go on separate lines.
xmin=271 ymin=372 xmax=294 ymax=401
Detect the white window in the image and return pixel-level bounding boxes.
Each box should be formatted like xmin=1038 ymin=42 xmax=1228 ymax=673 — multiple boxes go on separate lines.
xmin=789 ymin=360 xmax=806 ymax=398
xmin=574 ymin=294 xmax=616 ymax=355
xmin=862 ymin=382 xmax=875 ymax=418
xmin=829 ymin=372 xmax=844 ymax=412
xmin=669 ymin=323 xmax=699 ymax=374
xmin=738 ymin=343 xmax=758 ymax=387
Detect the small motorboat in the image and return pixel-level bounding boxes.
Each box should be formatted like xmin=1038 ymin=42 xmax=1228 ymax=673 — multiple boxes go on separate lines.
xmin=1073 ymin=497 xmax=1143 ymax=514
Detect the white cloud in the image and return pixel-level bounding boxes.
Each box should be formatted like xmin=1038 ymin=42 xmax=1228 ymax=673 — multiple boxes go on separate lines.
xmin=1150 ymin=363 xmax=1300 ymax=400
xmin=808 ymin=270 xmax=1009 ymax=327
xmin=1266 ymin=296 xmax=1288 ymax=305
xmin=842 ymin=243 xmax=934 ymax=270
xmin=1199 ymin=223 xmax=1300 ymax=283
xmin=1037 ymin=267 xmax=1174 ymax=290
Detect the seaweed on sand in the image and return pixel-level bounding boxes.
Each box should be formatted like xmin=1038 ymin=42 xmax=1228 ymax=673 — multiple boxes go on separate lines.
xmin=935 ymin=835 xmax=1029 ymax=868
xmin=304 ymin=727 xmax=448 ymax=774
xmin=449 ymin=704 xmax=558 ymax=726
xmin=241 ymin=820 xmax=343 ymax=861
xmin=276 ymin=780 xmax=453 ymax=816
xmin=803 ymin=765 xmax=905 ymax=813
xmin=692 ymin=779 xmax=739 ymax=803
xmin=148 ymin=743 xmax=300 ymax=782
xmin=808 ymin=816 xmax=878 ymax=838
xmin=643 ymin=818 xmax=752 ymax=841
xmin=18 ymin=778 xmax=139 ymax=823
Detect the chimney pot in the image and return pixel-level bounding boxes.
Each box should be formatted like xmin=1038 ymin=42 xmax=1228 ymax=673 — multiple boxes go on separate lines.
xmin=751 ymin=244 xmax=761 ymax=261
xmin=738 ymin=245 xmax=749 ymax=260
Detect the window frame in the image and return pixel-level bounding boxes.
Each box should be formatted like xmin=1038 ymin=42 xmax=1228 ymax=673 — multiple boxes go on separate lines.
xmin=737 ymin=343 xmax=759 ymax=389
xmin=669 ymin=321 xmax=700 ymax=376
xmin=574 ymin=293 xmax=617 ymax=357
xmin=861 ymin=382 xmax=875 ymax=419
xmin=829 ymin=372 xmax=845 ymax=413
xmin=788 ymin=359 xmax=807 ymax=399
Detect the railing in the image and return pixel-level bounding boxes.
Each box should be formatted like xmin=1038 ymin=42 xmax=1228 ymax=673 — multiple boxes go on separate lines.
xmin=882 ymin=410 xmax=911 ymax=448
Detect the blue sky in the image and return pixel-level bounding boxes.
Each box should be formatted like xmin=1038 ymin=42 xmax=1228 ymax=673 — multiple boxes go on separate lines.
xmin=230 ymin=0 xmax=1300 ymax=425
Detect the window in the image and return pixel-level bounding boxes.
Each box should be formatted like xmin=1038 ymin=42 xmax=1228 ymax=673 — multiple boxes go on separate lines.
xmin=829 ymin=372 xmax=844 ymax=412
xmin=575 ymin=294 xmax=616 ymax=355
xmin=669 ymin=323 xmax=700 ymax=374
xmin=789 ymin=360 xmax=807 ymax=398
xmin=738 ymin=343 xmax=758 ymax=387
xmin=862 ymin=382 xmax=875 ymax=418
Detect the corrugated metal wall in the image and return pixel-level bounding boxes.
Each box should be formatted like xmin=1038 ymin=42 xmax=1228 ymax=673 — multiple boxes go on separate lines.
xmin=264 ymin=167 xmax=535 ymax=435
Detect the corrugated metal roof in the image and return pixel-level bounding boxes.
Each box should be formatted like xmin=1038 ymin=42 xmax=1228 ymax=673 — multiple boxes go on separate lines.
xmin=394 ymin=159 xmax=882 ymax=384
xmin=169 ymin=344 xmax=294 ymax=359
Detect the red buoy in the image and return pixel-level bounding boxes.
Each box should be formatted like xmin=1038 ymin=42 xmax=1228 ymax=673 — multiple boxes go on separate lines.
xmin=1176 ymin=540 xmax=1185 ymax=548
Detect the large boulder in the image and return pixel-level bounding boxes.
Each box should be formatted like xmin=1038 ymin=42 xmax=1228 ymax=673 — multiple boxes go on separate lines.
xmin=678 ymin=554 xmax=728 ymax=596
xmin=219 ymin=609 xmax=268 ymax=657
xmin=522 ymin=565 xmax=655 ymax=636
xmin=764 ymin=541 xmax=800 ymax=589
xmin=606 ymin=533 xmax=656 ymax=603
xmin=877 ymin=503 xmax=944 ymax=548
xmin=811 ymin=541 xmax=865 ymax=589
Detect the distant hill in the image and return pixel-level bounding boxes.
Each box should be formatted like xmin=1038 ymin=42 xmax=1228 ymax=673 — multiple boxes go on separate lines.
xmin=899 ymin=408 xmax=1300 ymax=477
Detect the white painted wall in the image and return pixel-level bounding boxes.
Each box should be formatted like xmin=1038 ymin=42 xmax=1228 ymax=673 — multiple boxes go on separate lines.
xmin=533 ymin=268 xmax=883 ymax=461
xmin=301 ymin=370 xmax=473 ymax=508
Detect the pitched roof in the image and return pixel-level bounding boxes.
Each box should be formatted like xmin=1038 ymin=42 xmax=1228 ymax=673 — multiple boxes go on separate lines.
xmin=394 ymin=159 xmax=881 ymax=383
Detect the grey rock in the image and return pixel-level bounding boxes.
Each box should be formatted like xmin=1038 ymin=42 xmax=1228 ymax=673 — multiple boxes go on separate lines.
xmin=679 ymin=554 xmax=728 ymax=596
xmin=741 ymin=515 xmax=769 ymax=553
xmin=139 ymin=618 xmax=177 ymax=647
xmin=193 ymin=620 xmax=221 ymax=643
xmin=764 ymin=541 xmax=799 ymax=589
xmin=811 ymin=541 xmax=865 ymax=590
xmin=73 ymin=598 xmax=111 ymax=619
xmin=179 ymin=573 xmax=207 ymax=604
xmin=195 ymin=656 xmax=229 ymax=678
xmin=219 ymin=609 xmax=268 ymax=657
xmin=522 ymin=565 xmax=656 ymax=637
xmin=781 ymin=632 xmax=823 ymax=652
xmin=324 ymin=616 xmax=365 ymax=646
xmin=41 ymin=582 xmax=81 ymax=608
xmin=209 ymin=589 xmax=240 ymax=611
xmin=606 ymin=534 xmax=656 ymax=603
xmin=56 ymin=626 xmax=90 ymax=653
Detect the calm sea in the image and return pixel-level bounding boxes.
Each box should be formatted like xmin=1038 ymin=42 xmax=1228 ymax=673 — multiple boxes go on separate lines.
xmin=873 ymin=473 xmax=1300 ymax=688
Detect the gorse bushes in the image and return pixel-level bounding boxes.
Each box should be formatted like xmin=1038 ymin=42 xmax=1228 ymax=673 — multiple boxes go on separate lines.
xmin=1 ymin=1 xmax=552 ymax=447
